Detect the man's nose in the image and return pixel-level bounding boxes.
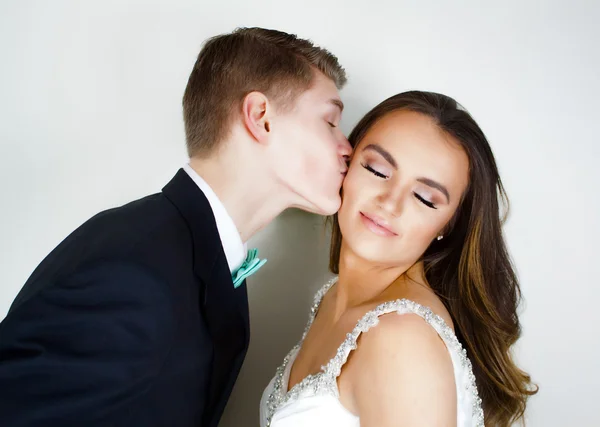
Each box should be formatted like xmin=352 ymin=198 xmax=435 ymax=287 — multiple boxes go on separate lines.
xmin=338 ymin=136 xmax=352 ymax=157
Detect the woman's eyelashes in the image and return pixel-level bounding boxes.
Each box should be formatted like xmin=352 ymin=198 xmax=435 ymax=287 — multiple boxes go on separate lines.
xmin=361 ymin=162 xmax=388 ymax=179
xmin=414 ymin=192 xmax=437 ymax=209
xmin=327 ymin=121 xmax=337 ymax=128
xmin=361 ymin=162 xmax=438 ymax=209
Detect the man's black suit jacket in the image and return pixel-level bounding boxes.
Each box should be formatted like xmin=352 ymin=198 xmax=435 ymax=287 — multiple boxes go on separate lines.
xmin=0 ymin=169 xmax=249 ymax=427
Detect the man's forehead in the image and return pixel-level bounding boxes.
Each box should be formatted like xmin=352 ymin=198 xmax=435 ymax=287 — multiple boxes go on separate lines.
xmin=301 ymin=74 xmax=343 ymax=111
xmin=310 ymin=72 xmax=341 ymax=97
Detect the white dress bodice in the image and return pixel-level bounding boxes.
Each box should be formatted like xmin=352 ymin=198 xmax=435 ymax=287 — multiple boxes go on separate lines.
xmin=260 ymin=277 xmax=485 ymax=427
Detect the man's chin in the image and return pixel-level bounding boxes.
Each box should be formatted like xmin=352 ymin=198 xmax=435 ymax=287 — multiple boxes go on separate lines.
xmin=291 ymin=201 xmax=339 ymax=216
xmin=290 ymin=192 xmax=341 ymax=216
xmin=310 ymin=196 xmax=342 ymax=216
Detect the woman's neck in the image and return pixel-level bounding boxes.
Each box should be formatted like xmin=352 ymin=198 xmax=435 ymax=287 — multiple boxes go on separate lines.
xmin=332 ymin=244 xmax=429 ymax=321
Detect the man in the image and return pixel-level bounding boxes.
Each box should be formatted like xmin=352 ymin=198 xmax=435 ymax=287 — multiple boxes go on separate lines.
xmin=0 ymin=27 xmax=351 ymax=427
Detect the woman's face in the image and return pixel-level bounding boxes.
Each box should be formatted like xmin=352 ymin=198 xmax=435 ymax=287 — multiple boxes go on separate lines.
xmin=338 ymin=110 xmax=470 ymax=270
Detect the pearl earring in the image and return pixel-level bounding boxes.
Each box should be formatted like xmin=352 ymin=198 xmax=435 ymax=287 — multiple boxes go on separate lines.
xmin=437 ymin=235 xmax=444 ymax=241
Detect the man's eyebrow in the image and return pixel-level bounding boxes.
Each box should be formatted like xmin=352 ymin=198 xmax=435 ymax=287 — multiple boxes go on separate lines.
xmin=330 ymin=98 xmax=344 ymax=112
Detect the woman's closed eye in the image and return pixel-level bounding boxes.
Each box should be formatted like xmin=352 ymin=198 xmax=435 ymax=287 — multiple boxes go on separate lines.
xmin=361 ymin=161 xmax=438 ymax=209
xmin=361 ymin=162 xmax=388 ymax=179
xmin=414 ymin=192 xmax=437 ymax=209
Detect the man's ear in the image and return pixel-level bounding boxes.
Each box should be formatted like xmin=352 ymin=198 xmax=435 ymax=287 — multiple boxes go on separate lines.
xmin=242 ymin=91 xmax=272 ymax=144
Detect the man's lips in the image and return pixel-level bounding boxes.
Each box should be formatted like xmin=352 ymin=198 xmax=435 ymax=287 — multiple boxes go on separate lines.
xmin=360 ymin=211 xmax=397 ymax=236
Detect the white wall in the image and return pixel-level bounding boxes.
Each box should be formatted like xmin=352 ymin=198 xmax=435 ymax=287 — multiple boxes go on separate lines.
xmin=1 ymin=0 xmax=598 ymax=425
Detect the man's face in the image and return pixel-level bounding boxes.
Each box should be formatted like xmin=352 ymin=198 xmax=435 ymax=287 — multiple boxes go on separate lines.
xmin=268 ymin=72 xmax=352 ymax=215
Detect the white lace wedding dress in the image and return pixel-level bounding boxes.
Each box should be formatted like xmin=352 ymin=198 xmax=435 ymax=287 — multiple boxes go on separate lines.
xmin=260 ymin=277 xmax=485 ymax=427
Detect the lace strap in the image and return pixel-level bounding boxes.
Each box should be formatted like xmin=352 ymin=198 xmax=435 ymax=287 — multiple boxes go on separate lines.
xmin=322 ymin=300 xmax=445 ymax=377
xmin=321 ymin=298 xmax=485 ymax=426
xmin=300 ymin=276 xmax=338 ymax=340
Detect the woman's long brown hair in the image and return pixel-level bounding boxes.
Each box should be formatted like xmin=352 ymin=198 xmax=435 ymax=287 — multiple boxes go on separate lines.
xmin=329 ymin=91 xmax=538 ymax=426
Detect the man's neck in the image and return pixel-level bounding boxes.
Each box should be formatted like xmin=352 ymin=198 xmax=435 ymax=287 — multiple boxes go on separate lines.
xmin=188 ymin=152 xmax=289 ymax=243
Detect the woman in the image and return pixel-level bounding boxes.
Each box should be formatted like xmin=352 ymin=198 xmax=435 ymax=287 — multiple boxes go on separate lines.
xmin=260 ymin=91 xmax=537 ymax=426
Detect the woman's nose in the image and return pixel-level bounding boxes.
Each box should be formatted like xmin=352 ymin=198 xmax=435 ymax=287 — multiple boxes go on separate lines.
xmin=377 ymin=189 xmax=403 ymax=217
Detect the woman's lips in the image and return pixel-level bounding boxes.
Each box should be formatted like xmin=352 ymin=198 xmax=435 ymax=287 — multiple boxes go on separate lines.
xmin=359 ymin=212 xmax=397 ymax=237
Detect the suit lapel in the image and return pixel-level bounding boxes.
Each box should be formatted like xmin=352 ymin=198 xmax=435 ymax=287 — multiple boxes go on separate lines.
xmin=162 ymin=169 xmax=250 ymax=426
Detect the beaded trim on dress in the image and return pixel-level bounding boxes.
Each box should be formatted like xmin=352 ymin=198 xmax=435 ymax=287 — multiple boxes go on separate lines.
xmin=263 ymin=277 xmax=484 ymax=426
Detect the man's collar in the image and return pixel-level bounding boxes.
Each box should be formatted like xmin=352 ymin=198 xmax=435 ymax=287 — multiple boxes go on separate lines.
xmin=183 ymin=163 xmax=247 ymax=273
